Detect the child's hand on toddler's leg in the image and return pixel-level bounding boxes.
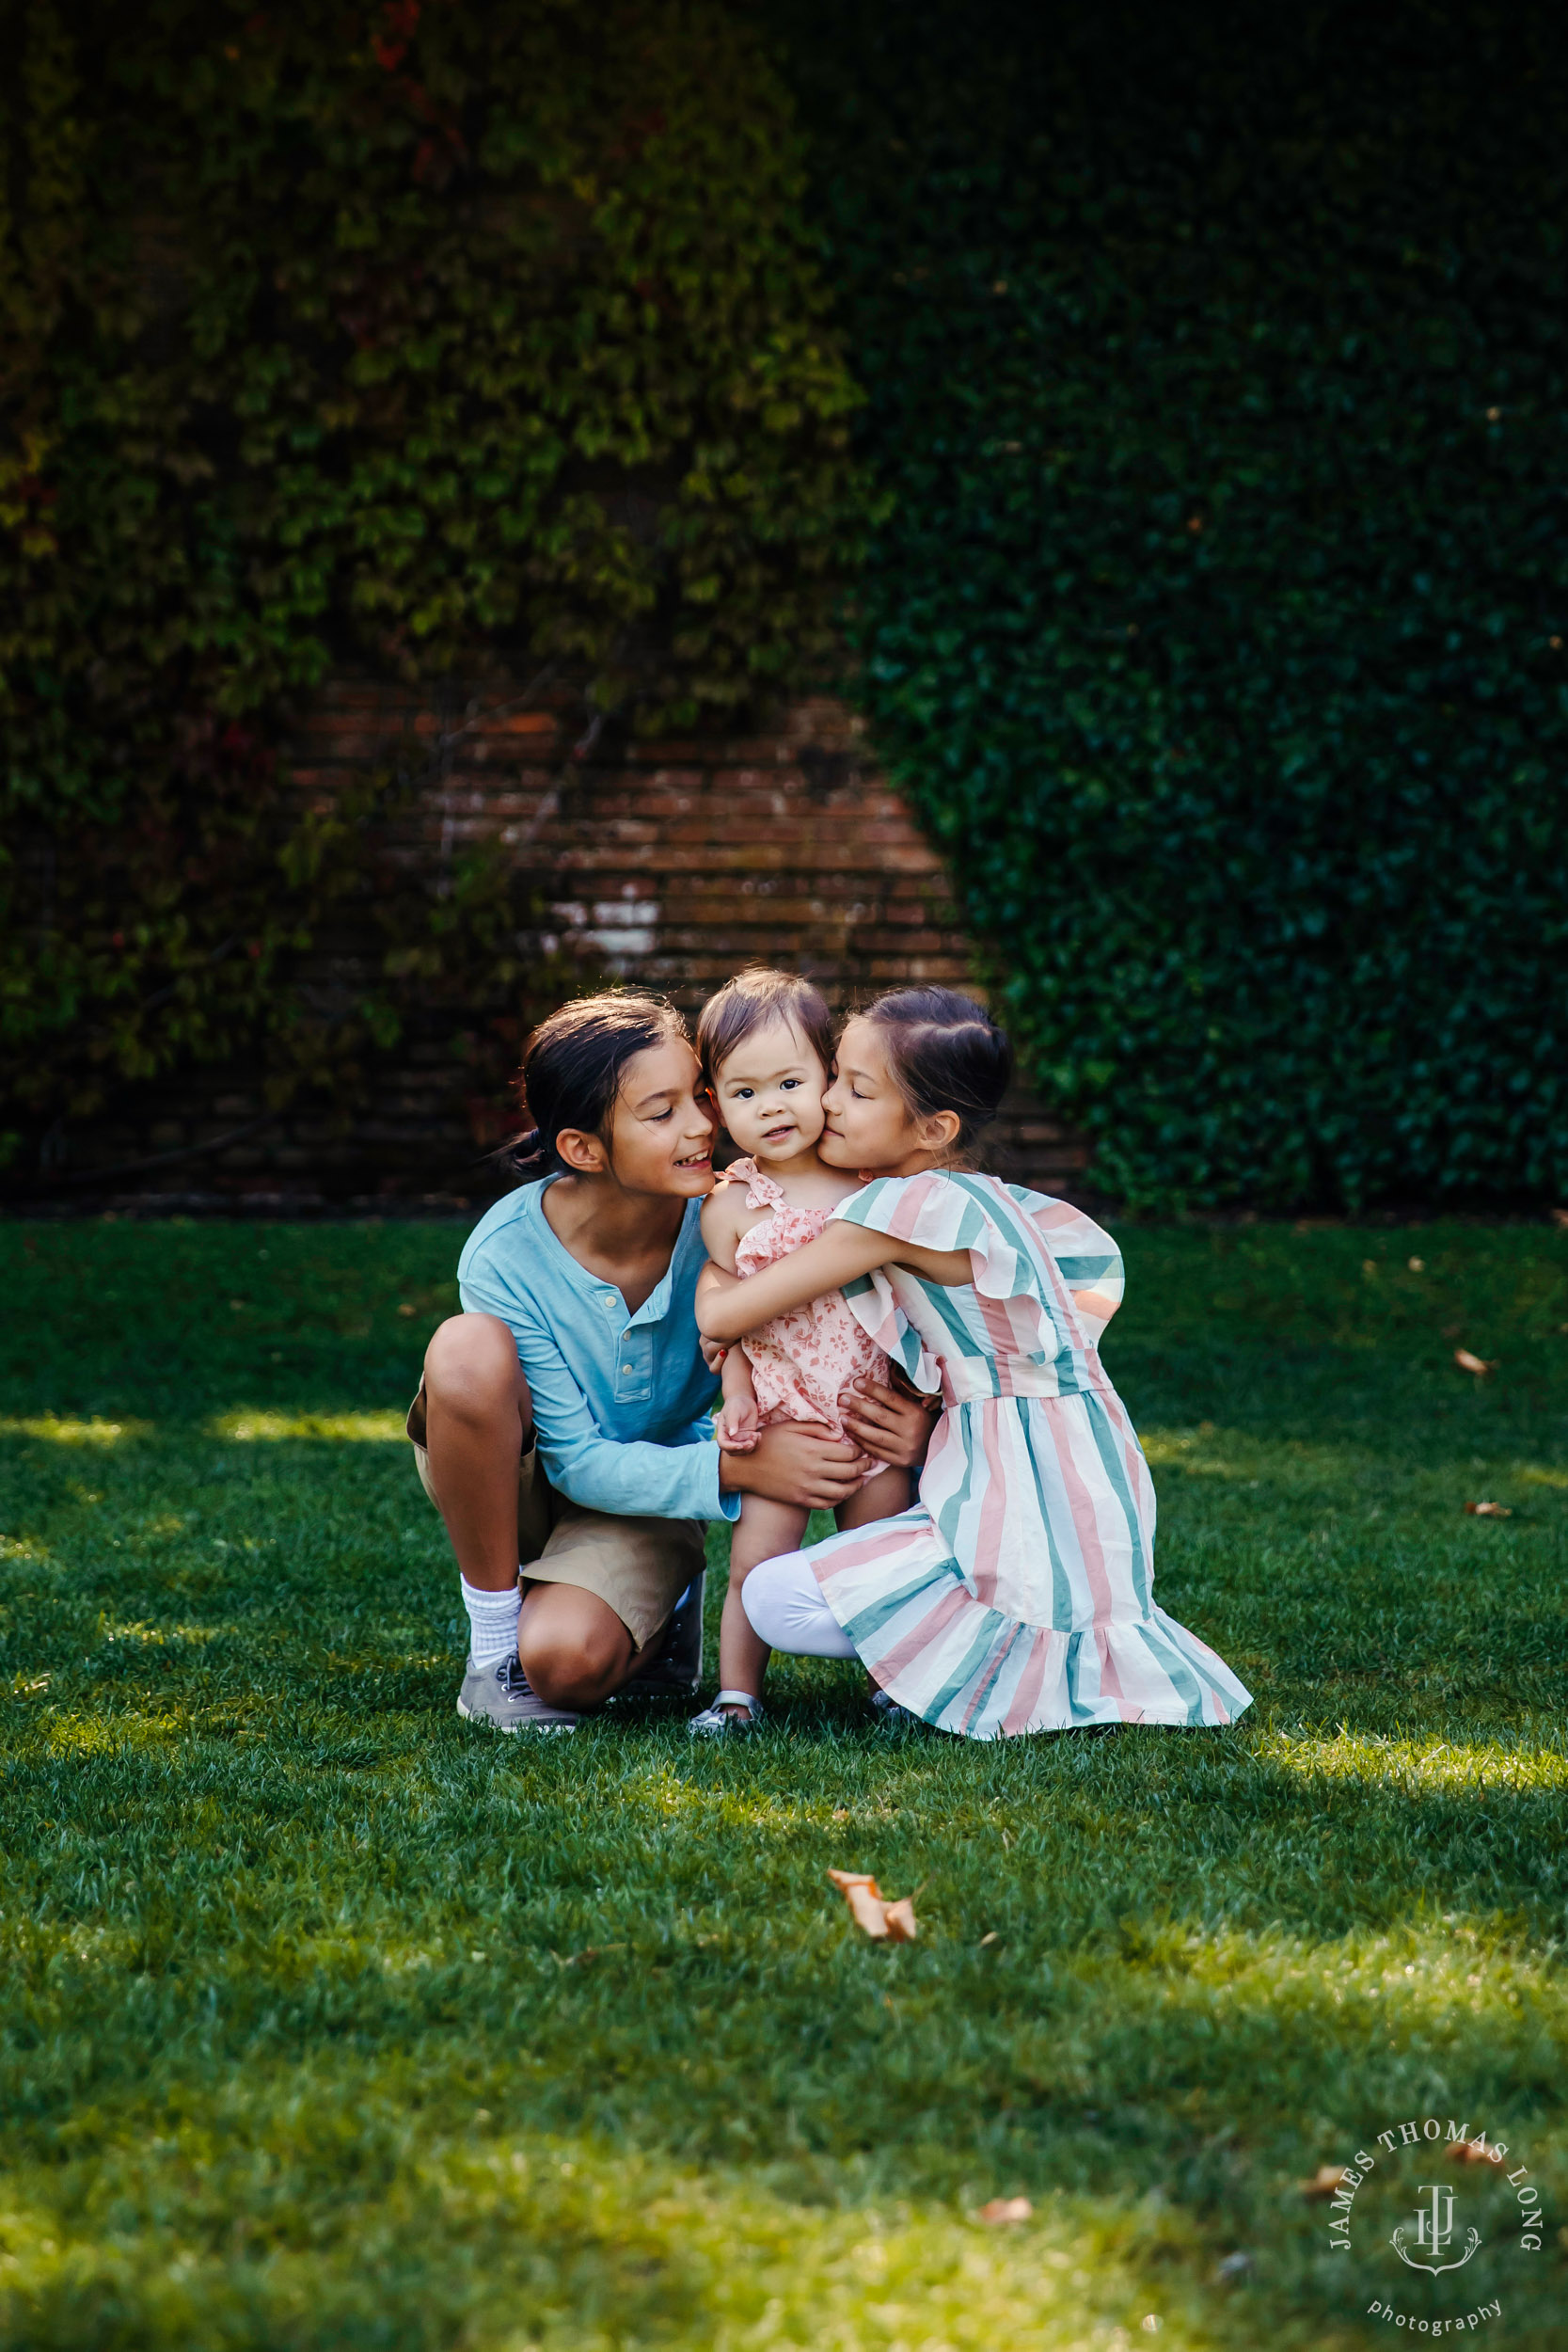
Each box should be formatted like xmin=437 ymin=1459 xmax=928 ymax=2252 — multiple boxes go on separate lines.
xmin=717 ymin=1338 xmax=760 ymax=1452
xmin=716 ymin=1397 xmax=760 ymax=1452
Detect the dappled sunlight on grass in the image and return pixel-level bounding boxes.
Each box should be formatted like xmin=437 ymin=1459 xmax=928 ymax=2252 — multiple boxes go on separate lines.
xmin=610 ymin=1756 xmax=844 ymax=1836
xmin=42 ymin=1713 xmax=132 ymax=1756
xmin=99 ymin=1617 xmax=220 ymax=1651
xmin=1140 ymin=1425 xmax=1379 ymax=1484
xmin=1103 ymin=1915 xmax=1559 ymax=2023
xmin=0 ymin=1533 xmax=55 ymax=1567
xmin=24 ymin=1923 xmax=147 ymax=1976
xmin=0 ymin=1415 xmax=150 ymax=1446
xmin=1142 ymin=1425 xmax=1398 ymax=1483
xmin=0 ymin=2107 xmax=1219 ymax=2352
xmin=212 ymin=1408 xmax=407 ymax=1442
xmin=22 ymin=1701 xmax=194 ymax=1753
xmin=1259 ymin=1728 xmax=1568 ymax=1795
xmin=4 ymin=1218 xmax=1567 ymax=2348
xmin=1141 ymin=1426 xmax=1568 ymax=1533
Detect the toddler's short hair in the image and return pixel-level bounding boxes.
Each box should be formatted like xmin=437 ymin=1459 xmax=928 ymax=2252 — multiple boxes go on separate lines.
xmin=696 ymin=967 xmax=835 ymax=1091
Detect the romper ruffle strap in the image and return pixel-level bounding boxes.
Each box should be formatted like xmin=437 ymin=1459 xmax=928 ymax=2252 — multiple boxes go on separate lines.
xmin=722 ymin=1154 xmax=787 ymax=1213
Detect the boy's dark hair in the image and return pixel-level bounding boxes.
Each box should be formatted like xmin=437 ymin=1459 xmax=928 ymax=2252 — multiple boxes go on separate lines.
xmin=696 ymin=967 xmax=835 ymax=1090
xmin=506 ymin=990 xmax=686 ymax=1180
xmin=863 ymin=986 xmax=1013 ymax=1154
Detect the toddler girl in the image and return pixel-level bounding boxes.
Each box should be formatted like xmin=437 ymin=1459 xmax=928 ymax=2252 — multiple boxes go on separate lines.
xmin=687 ymin=969 xmax=912 ymax=1736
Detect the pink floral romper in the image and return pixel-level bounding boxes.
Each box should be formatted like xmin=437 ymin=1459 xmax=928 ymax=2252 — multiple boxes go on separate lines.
xmin=729 ymin=1157 xmax=893 ymax=1481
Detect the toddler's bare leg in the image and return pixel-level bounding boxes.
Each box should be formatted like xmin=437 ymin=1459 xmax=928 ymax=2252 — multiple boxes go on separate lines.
xmin=834 ymin=1465 xmax=911 ymax=1532
xmin=718 ymin=1497 xmax=810 ymax=1708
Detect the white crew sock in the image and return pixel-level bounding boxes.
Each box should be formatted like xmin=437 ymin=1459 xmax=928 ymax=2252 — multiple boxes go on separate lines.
xmin=461 ymin=1574 xmax=522 ymax=1670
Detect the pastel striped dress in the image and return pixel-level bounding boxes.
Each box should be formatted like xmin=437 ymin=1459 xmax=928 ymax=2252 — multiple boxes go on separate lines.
xmin=804 ymin=1171 xmax=1253 ymax=1740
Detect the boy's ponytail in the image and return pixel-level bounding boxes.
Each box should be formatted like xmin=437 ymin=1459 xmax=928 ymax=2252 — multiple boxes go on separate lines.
xmin=863 ymin=987 xmax=1013 ymax=1155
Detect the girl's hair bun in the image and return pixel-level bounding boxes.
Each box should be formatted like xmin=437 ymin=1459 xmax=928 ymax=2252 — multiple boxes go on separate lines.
xmin=863 ymin=986 xmax=1013 ymax=1153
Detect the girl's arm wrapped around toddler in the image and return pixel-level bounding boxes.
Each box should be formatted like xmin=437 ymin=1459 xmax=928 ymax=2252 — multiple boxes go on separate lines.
xmin=696 ymin=1220 xmax=966 ymax=1344
xmin=697 ymin=1216 xmax=1124 ymax=1349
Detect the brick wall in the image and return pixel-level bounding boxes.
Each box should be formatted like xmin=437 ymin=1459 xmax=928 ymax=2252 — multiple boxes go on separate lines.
xmin=39 ymin=681 xmax=1088 ymax=1212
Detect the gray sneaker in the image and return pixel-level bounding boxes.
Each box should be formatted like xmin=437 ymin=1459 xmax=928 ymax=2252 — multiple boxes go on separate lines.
xmin=456 ymin=1653 xmax=578 ymax=1734
xmin=618 ymin=1571 xmax=705 ymax=1699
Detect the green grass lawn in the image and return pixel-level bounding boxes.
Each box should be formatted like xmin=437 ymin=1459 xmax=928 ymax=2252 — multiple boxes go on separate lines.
xmin=2 ymin=1216 xmax=1565 ymax=2350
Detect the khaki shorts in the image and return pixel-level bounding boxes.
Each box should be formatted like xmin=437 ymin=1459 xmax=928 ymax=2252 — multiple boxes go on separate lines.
xmin=406 ymin=1385 xmax=705 ymax=1653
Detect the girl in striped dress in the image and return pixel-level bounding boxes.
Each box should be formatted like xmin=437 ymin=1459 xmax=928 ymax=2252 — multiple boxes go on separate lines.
xmin=695 ymin=989 xmax=1253 ymax=1740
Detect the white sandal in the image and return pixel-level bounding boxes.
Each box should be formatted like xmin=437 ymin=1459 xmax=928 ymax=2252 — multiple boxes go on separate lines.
xmin=688 ymin=1689 xmax=768 ymax=1738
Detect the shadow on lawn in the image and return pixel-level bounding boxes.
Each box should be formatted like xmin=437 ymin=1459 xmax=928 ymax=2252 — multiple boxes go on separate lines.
xmin=5 ymin=1226 xmax=1567 ymax=2344
xmin=5 ymin=1708 xmax=1566 ymax=2343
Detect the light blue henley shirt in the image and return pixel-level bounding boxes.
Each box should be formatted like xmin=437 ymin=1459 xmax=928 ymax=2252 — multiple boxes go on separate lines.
xmin=456 ymin=1180 xmax=736 ymax=1524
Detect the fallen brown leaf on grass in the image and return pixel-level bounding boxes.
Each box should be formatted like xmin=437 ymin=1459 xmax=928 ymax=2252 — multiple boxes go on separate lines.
xmin=1465 ymin=1501 xmax=1513 ymax=1518
xmin=978 ymin=2196 xmax=1033 ymax=2224
xmin=1299 ymin=2166 xmax=1352 ymax=2199
xmin=1453 ymin=1349 xmax=1498 ymax=1375
xmin=1447 ymin=2137 xmax=1497 ymax=2166
xmin=827 ymin=1869 xmax=918 ymax=1942
xmin=1550 ymin=1207 xmax=1568 ymax=1231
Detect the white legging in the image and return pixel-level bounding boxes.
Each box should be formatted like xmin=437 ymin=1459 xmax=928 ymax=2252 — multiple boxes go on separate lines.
xmin=742 ymin=1549 xmax=857 ymax=1658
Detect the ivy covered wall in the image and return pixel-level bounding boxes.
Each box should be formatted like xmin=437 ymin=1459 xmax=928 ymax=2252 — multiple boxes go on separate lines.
xmin=8 ymin=0 xmax=1568 ymax=1209
xmin=777 ymin=0 xmax=1568 ymax=1208
xmin=0 ymin=0 xmax=863 ymax=1178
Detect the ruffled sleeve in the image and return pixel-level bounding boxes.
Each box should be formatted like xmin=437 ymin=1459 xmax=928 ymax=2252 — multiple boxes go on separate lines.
xmin=832 ymin=1172 xmax=1118 ymax=1380
xmin=1007 ymin=1186 xmax=1124 ymax=1343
